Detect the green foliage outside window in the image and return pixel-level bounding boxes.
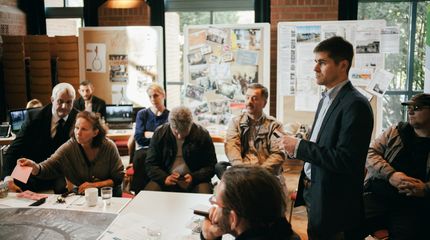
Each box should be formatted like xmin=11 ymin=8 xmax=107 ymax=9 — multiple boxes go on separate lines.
xmin=358 ymin=1 xmax=428 ymax=129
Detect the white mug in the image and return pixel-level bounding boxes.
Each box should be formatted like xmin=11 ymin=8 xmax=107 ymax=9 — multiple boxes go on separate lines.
xmin=85 ymin=187 xmax=98 ymax=207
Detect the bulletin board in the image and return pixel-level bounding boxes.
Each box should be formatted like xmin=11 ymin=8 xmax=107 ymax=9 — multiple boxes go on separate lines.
xmin=78 ymin=26 xmax=164 ymax=106
xmin=276 ymin=20 xmax=399 ymax=135
xmin=183 ymin=23 xmax=270 ymax=135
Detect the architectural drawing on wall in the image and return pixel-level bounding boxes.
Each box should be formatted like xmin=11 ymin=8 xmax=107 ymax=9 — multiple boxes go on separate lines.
xmin=0 ymin=208 xmax=116 ymax=240
xmin=184 ymin=23 xmax=270 ymax=135
xmin=79 ymin=26 xmax=163 ymax=106
xmin=86 ymin=43 xmax=106 ymax=73
xmin=277 ymin=20 xmax=393 ymax=134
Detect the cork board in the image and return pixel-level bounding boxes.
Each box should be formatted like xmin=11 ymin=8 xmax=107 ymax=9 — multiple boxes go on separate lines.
xmin=78 ymin=26 xmax=163 ymax=106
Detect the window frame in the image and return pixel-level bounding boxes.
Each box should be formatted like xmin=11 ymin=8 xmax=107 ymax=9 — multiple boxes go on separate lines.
xmin=44 ymin=0 xmax=84 ymax=30
xmin=358 ymin=0 xmax=426 ymax=127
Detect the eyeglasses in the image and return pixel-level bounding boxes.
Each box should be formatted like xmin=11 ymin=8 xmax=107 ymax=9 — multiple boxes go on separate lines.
xmin=405 ymin=105 xmax=430 ymax=112
xmin=209 ymin=195 xmax=229 ymax=211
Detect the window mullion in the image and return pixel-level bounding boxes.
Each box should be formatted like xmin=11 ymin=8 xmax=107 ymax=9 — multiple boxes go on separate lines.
xmin=406 ymin=1 xmax=417 ymax=98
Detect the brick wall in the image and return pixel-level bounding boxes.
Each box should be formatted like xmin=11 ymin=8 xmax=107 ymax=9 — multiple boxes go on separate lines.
xmin=0 ymin=0 xmax=16 ymax=7
xmin=98 ymin=0 xmax=150 ymax=26
xmin=0 ymin=3 xmax=26 ymax=36
xmin=269 ymin=0 xmax=338 ymax=115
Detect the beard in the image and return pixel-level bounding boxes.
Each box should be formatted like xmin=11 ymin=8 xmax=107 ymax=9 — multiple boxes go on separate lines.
xmin=217 ymin=211 xmax=232 ymax=235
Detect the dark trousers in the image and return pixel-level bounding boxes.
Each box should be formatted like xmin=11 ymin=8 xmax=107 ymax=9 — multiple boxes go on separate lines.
xmin=144 ymin=181 xmax=212 ymax=194
xmin=214 ymin=161 xmax=231 ymax=179
xmin=130 ymin=148 xmax=149 ymax=194
xmin=364 ymin=191 xmax=429 ymax=240
xmin=304 ymin=178 xmax=364 ymax=240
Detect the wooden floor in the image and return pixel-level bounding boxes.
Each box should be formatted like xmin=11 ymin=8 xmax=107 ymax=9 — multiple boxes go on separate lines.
xmin=283 ymin=161 xmax=308 ymax=240
xmin=283 ymin=162 xmax=377 ymax=240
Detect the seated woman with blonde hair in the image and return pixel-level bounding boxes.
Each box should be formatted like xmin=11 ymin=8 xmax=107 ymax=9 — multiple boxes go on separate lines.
xmin=26 ymin=99 xmax=43 ymax=109
xmin=18 ymin=111 xmax=124 ymax=197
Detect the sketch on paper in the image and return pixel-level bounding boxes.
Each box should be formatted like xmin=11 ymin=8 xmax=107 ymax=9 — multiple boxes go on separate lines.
xmin=86 ymin=43 xmax=106 ymax=73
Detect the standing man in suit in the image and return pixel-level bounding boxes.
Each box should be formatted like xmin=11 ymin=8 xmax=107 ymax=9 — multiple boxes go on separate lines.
xmin=2 ymin=83 xmax=78 ymax=193
xmin=280 ymin=36 xmax=373 ymax=239
xmin=74 ymin=80 xmax=106 ymax=119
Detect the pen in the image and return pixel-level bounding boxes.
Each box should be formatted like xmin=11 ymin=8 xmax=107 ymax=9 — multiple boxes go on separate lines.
xmin=29 ymin=197 xmax=46 ymax=206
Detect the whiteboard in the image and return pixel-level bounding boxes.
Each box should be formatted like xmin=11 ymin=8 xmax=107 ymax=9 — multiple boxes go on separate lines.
xmin=277 ymin=20 xmax=388 ymax=134
xmin=78 ymin=26 xmax=164 ymax=106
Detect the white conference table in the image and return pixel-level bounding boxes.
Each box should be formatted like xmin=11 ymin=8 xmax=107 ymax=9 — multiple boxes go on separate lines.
xmin=101 ymin=190 xmax=236 ymax=240
xmin=0 ymin=192 xmax=131 ymax=214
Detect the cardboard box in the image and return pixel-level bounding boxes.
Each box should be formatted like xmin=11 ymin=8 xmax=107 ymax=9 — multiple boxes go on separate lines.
xmin=30 ymin=68 xmax=52 ymax=77
xmin=27 ymin=35 xmax=50 ymax=44
xmin=30 ymin=60 xmax=51 ymax=69
xmin=29 ymin=52 xmax=50 ymax=60
xmin=3 ymin=51 xmax=25 ymax=60
xmin=55 ymin=36 xmax=78 ymax=44
xmin=56 ymin=43 xmax=78 ymax=52
xmin=57 ymin=69 xmax=79 ymax=77
xmin=57 ymin=51 xmax=78 ymax=60
xmin=57 ymin=60 xmax=79 ymax=69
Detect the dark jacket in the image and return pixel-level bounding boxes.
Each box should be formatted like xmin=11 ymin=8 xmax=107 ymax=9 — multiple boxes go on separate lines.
xmin=145 ymin=123 xmax=216 ymax=187
xmin=3 ymin=104 xmax=77 ymax=191
xmin=73 ymin=95 xmax=106 ymax=118
xmin=201 ymin=218 xmax=299 ymax=240
xmin=295 ymin=81 xmax=374 ymax=236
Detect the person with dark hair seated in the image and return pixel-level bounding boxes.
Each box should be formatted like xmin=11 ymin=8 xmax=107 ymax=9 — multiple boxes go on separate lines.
xmin=18 ymin=111 xmax=124 ymax=197
xmin=74 ymin=80 xmax=106 ymax=119
xmin=201 ymin=165 xmax=299 ymax=240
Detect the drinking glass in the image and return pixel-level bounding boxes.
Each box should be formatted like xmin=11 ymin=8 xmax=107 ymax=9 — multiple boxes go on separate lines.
xmin=101 ymin=186 xmax=113 ymax=205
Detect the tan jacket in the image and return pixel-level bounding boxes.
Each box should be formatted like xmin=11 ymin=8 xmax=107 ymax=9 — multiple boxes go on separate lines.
xmin=365 ymin=122 xmax=430 ymax=191
xmin=225 ymin=112 xmax=285 ymax=175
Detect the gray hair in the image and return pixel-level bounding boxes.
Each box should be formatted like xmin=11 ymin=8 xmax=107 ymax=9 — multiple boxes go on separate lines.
xmin=51 ymin=82 xmax=76 ymax=100
xmin=169 ymin=106 xmax=193 ymax=133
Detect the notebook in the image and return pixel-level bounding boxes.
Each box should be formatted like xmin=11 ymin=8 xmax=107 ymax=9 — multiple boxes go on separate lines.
xmin=9 ymin=108 xmax=28 ymax=133
xmin=105 ymin=104 xmax=134 ymax=129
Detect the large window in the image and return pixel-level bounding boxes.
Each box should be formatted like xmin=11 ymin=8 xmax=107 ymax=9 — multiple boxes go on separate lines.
xmin=358 ymin=1 xmax=428 ymax=129
xmin=164 ymin=0 xmax=254 ymax=108
xmin=44 ymin=0 xmax=83 ymax=36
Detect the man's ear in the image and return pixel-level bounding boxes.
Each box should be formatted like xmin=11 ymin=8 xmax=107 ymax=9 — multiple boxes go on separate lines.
xmin=229 ymin=210 xmax=239 ymax=230
xmin=340 ymin=59 xmax=349 ymax=73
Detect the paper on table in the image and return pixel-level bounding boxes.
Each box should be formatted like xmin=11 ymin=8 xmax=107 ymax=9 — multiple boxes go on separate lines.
xmin=11 ymin=165 xmax=32 ymax=184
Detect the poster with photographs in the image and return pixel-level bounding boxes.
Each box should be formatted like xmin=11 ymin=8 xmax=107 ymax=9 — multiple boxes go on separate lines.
xmin=184 ymin=24 xmax=270 ymax=135
xmin=276 ymin=20 xmax=388 ymax=134
xmin=109 ymin=54 xmax=128 ymax=82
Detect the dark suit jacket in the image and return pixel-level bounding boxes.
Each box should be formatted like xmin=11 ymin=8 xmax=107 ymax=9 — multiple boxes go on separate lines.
xmin=73 ymin=95 xmax=106 ymax=118
xmin=2 ymin=104 xmax=78 ymax=192
xmin=295 ymin=81 xmax=373 ymax=236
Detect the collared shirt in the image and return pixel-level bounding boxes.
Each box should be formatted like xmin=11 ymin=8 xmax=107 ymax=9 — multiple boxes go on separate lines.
xmin=84 ymin=99 xmax=93 ymax=112
xmin=50 ymin=111 xmax=69 ymax=138
xmin=246 ymin=112 xmax=265 ymax=156
xmin=303 ymin=80 xmax=350 ymax=180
